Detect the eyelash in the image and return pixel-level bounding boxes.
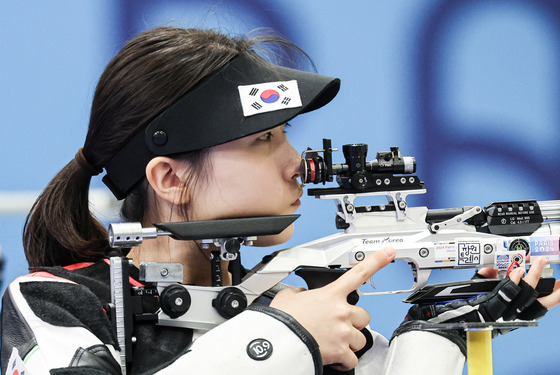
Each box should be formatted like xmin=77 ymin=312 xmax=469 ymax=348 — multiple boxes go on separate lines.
xmin=258 ymin=123 xmax=291 ymax=141
xmin=284 ymin=122 xmax=292 ymax=133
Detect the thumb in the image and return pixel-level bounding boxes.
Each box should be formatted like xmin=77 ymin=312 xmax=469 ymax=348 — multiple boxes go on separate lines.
xmin=328 ymin=247 xmax=396 ymax=297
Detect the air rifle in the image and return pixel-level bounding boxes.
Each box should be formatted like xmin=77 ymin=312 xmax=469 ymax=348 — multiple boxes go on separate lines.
xmin=107 ymin=139 xmax=559 ymax=372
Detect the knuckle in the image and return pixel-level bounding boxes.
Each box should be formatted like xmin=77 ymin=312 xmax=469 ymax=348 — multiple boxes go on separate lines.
xmin=339 ymin=324 xmax=354 ymax=339
xmin=335 ymin=306 xmax=353 ymax=321
xmin=332 ymin=345 xmax=348 ymax=360
xmin=331 ymin=323 xmax=349 ymax=338
xmin=346 ymin=354 xmax=359 ymax=369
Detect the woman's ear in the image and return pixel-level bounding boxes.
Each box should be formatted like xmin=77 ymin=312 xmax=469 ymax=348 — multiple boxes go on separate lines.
xmin=145 ymin=157 xmax=190 ymax=205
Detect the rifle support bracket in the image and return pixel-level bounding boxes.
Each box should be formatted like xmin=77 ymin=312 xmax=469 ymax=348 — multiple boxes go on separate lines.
xmin=429 ymin=206 xmax=482 ymax=233
xmin=318 ymin=188 xmax=427 ymax=223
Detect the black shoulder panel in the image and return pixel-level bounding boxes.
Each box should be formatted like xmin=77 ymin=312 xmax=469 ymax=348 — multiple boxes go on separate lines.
xmin=19 ymin=281 xmax=117 ymax=347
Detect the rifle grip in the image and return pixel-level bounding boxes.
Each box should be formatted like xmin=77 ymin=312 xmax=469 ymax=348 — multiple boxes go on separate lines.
xmin=295 ymin=267 xmax=359 ymax=305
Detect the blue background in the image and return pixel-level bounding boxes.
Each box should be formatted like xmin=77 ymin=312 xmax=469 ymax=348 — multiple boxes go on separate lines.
xmin=1 ymin=1 xmax=559 ymax=373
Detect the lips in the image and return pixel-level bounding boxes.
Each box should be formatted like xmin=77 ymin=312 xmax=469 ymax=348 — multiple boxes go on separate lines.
xmin=292 ymin=191 xmax=303 ymax=206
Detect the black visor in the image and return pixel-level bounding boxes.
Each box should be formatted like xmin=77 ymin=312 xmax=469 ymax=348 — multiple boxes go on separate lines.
xmin=102 ymin=51 xmax=341 ymax=200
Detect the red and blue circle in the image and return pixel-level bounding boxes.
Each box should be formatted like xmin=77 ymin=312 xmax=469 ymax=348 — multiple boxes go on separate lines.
xmin=260 ymin=89 xmax=280 ymax=103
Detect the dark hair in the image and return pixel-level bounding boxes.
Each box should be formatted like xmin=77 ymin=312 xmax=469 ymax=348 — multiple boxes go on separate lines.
xmin=24 ymin=27 xmax=307 ymax=268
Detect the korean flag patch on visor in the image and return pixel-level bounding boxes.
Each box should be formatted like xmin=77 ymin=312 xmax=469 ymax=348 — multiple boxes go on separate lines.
xmin=238 ymin=80 xmax=303 ymax=117
xmin=103 ymin=51 xmax=340 ymax=200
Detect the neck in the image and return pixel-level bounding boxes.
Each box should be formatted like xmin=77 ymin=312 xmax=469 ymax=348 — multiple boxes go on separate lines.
xmin=128 ymin=237 xmax=232 ymax=286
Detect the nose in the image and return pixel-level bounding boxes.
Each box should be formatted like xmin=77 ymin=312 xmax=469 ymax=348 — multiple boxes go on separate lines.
xmin=283 ymin=142 xmax=303 ymax=181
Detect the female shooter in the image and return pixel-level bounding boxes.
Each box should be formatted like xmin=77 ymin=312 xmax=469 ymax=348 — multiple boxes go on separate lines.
xmin=1 ymin=27 xmax=559 ymax=375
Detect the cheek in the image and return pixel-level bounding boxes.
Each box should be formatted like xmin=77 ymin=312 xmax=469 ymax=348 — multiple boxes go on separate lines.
xmin=214 ymin=164 xmax=263 ymax=200
xmin=189 ymin=162 xmax=275 ymax=219
xmin=215 ymin=160 xmax=281 ymax=199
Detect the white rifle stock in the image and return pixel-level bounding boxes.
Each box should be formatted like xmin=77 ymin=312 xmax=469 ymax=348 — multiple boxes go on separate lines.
xmin=107 ymin=192 xmax=560 ymax=332
xmin=107 ymin=140 xmax=560 ymax=371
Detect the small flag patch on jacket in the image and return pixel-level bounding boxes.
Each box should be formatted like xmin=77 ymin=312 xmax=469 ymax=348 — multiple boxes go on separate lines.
xmin=8 ymin=348 xmax=29 ymax=374
xmin=238 ymin=80 xmax=302 ymax=117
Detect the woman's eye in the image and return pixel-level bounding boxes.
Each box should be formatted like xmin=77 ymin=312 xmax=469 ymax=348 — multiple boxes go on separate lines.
xmin=258 ymin=132 xmax=273 ymax=141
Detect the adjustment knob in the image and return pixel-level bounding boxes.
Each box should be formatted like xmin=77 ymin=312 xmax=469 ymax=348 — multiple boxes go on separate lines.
xmin=160 ymin=284 xmax=191 ymax=318
xmin=223 ymin=238 xmax=241 ymax=254
xmin=212 ymin=287 xmax=247 ymax=319
xmin=350 ymin=171 xmax=370 ymax=190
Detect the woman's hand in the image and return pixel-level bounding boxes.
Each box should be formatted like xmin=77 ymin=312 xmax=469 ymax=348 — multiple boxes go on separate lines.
xmin=270 ymin=247 xmax=396 ymax=371
xmin=477 ymin=256 xmax=560 ymax=309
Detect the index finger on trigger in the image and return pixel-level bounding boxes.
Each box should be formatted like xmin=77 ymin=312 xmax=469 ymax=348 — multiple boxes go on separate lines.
xmin=329 ymin=247 xmax=396 ymax=297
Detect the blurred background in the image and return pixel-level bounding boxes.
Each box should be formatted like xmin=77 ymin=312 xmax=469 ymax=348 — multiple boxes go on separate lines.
xmin=1 ymin=1 xmax=559 ymax=373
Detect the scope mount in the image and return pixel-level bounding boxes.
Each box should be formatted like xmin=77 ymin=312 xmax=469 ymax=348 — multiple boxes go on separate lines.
xmin=311 ymin=187 xmax=427 ymax=225
xmin=307 ymin=174 xmax=425 ymax=197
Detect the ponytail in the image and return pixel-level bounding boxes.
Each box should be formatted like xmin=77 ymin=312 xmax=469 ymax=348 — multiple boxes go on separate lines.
xmin=23 ymin=157 xmax=109 ymax=268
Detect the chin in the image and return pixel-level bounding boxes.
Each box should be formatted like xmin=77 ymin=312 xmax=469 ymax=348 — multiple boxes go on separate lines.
xmin=253 ymin=223 xmax=295 ymax=247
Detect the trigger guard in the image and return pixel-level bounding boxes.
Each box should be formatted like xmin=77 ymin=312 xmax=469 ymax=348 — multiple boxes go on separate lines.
xmin=413 ymin=268 xmax=431 ymax=291
xmin=358 ymin=268 xmax=432 ymax=296
xmin=356 ymin=277 xmax=376 ymax=296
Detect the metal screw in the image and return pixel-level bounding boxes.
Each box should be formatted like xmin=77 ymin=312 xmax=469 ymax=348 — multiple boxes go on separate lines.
xmin=161 ymin=268 xmax=169 ymax=277
xmin=419 ymin=248 xmax=429 ymax=258
xmin=484 ymin=244 xmax=493 ymax=254
xmin=175 ymin=297 xmax=183 ymax=306
xmin=355 ymin=251 xmax=365 ymax=261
